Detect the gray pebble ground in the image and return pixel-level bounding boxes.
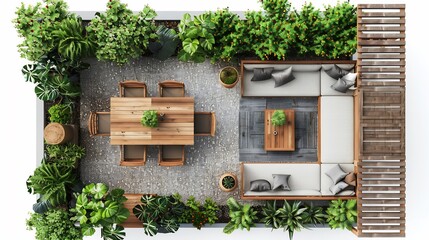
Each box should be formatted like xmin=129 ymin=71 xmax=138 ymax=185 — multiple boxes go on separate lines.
xmin=79 ymin=57 xmax=244 ymax=203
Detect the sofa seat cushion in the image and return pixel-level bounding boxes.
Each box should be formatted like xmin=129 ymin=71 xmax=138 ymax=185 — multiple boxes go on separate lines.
xmin=320 ymin=96 xmax=354 ymax=164
xmin=321 ymin=164 xmax=355 ymax=196
xmin=245 ymin=189 xmax=321 ymax=196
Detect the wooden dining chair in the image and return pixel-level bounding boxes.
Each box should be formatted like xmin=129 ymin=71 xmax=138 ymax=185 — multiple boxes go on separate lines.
xmin=120 ymin=145 xmax=147 ymax=166
xmin=119 ymin=80 xmax=148 ymax=97
xmin=158 ymin=145 xmax=185 ymax=166
xmin=194 ymin=112 xmax=216 ymax=136
xmin=158 ymin=80 xmax=185 ymax=97
xmin=88 ymin=111 xmax=111 ymax=137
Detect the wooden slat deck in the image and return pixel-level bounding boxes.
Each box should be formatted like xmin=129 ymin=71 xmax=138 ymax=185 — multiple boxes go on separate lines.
xmin=110 ymin=97 xmax=194 ymax=145
xmin=356 ymin=4 xmax=406 ymax=238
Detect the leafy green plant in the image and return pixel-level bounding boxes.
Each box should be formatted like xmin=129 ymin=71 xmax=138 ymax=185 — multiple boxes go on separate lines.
xmin=26 ymin=162 xmax=77 ymax=207
xmin=261 ymin=200 xmax=282 ymax=229
xmin=26 ymin=209 xmax=82 ymax=240
xmin=223 ymin=197 xmax=258 ymax=234
xmin=149 ymin=25 xmax=180 ymax=60
xmin=326 ymin=199 xmax=357 ymax=230
xmin=87 ymin=0 xmax=157 ymax=64
xmin=21 ymin=57 xmax=80 ymax=101
xmin=141 ymin=110 xmax=158 ymax=128
xmin=70 ymin=183 xmax=129 ymax=240
xmin=45 ymin=143 xmax=85 ymax=167
xmin=133 ymin=194 xmax=185 ymax=236
xmin=271 ymin=110 xmax=286 ymax=126
xmin=222 ymin=175 xmax=236 ymax=189
xmin=303 ymin=203 xmax=326 ymax=226
xmin=48 ymin=103 xmax=72 ymax=124
xmin=13 ymin=0 xmax=69 ymax=61
xmin=178 ymin=195 xmax=219 ymax=229
xmin=177 ymin=13 xmax=215 ymax=63
xmin=277 ymin=201 xmax=308 ymax=240
xmin=314 ymin=2 xmax=357 ymax=58
xmin=220 ymin=67 xmax=238 ymax=85
xmin=52 ymin=15 xmax=95 ymax=62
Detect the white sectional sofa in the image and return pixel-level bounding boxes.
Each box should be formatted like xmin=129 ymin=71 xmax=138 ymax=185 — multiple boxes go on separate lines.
xmin=241 ymin=163 xmax=356 ymax=199
xmin=240 ymin=61 xmax=356 ymax=97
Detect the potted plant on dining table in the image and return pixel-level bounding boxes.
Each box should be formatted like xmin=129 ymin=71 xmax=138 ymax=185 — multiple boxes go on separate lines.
xmin=141 ymin=110 xmax=159 ymax=128
xmin=271 ymin=110 xmax=286 ymax=135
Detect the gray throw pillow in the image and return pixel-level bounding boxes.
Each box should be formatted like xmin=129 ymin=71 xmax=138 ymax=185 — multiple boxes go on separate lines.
xmin=329 ymin=181 xmax=349 ymax=194
xmin=323 ymin=64 xmax=350 ymax=79
xmin=331 ymin=73 xmax=357 ymax=93
xmin=272 ymin=174 xmax=291 ymax=191
xmin=325 ymin=164 xmax=348 ymax=184
xmin=251 ymin=68 xmax=274 ymax=81
xmin=272 ymin=67 xmax=295 ymax=88
xmin=249 ymin=179 xmax=272 ymax=192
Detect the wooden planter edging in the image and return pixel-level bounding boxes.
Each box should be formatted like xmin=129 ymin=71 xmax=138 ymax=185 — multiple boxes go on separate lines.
xmin=356 ymin=4 xmax=406 ymax=238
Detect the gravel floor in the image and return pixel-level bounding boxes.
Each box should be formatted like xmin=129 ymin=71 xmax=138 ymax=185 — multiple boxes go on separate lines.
xmin=79 ymin=57 xmax=246 ymax=203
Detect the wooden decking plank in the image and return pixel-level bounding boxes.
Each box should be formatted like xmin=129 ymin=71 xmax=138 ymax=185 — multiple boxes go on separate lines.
xmin=358 ymin=4 xmax=405 ymax=9
xmin=358 ymin=18 xmax=405 ymax=24
xmin=359 ymin=34 xmax=405 ymax=39
xmin=358 ymin=233 xmax=405 ymax=238
xmin=360 ymin=225 xmax=405 ymax=231
xmin=359 ymin=11 xmax=405 ymax=17
xmin=358 ymin=40 xmax=405 ymax=46
xmin=357 ymin=219 xmax=405 ymax=224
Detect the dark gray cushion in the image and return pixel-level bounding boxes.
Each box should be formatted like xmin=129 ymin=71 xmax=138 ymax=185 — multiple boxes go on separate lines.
xmin=323 ymin=64 xmax=350 ymax=79
xmin=325 ymin=164 xmax=348 ymax=184
xmin=329 ymin=181 xmax=349 ymax=194
xmin=251 ymin=68 xmax=274 ymax=81
xmin=272 ymin=67 xmax=295 ymax=88
xmin=249 ymin=179 xmax=271 ymax=192
xmin=272 ymin=174 xmax=291 ymax=191
xmin=331 ymin=73 xmax=357 ymax=93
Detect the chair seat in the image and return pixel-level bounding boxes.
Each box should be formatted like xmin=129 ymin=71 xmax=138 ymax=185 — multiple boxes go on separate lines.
xmin=124 ymin=145 xmax=146 ymax=159
xmin=162 ymin=145 xmax=184 ymax=159
xmin=124 ymin=88 xmax=146 ymax=97
xmin=194 ymin=114 xmax=211 ymax=134
xmin=162 ymin=88 xmax=184 ymax=97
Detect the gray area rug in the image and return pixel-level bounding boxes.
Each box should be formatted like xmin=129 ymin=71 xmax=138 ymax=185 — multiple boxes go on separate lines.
xmin=239 ymin=97 xmax=318 ymax=162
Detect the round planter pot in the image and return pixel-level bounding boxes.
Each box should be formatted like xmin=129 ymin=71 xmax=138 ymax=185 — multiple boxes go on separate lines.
xmin=219 ymin=173 xmax=238 ymax=192
xmin=219 ymin=67 xmax=239 ymax=88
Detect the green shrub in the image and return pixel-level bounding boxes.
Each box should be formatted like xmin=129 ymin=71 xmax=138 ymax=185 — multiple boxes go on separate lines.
xmin=133 ymin=194 xmax=185 ymax=236
xmin=70 ymin=183 xmax=129 ymax=239
xmin=13 ymin=0 xmax=69 ymax=61
xmin=326 ymin=199 xmax=357 ymax=230
xmin=314 ymin=2 xmax=357 ymax=58
xmin=178 ymin=195 xmax=219 ymax=229
xmin=87 ymin=0 xmax=157 ymax=64
xmin=26 ymin=162 xmax=77 ymax=207
xmin=141 ymin=110 xmax=158 ymax=128
xmin=223 ymin=197 xmax=258 ymax=234
xmin=48 ymin=103 xmax=72 ymax=124
xmin=26 ymin=209 xmax=82 ymax=240
xmin=271 ymin=110 xmax=286 ymax=126
xmin=45 ymin=143 xmax=85 ymax=167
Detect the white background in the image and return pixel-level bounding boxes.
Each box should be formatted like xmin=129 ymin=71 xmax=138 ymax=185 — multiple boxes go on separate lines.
xmin=0 ymin=0 xmax=427 ymax=239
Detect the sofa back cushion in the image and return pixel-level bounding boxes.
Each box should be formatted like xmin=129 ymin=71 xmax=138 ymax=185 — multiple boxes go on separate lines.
xmin=242 ymin=163 xmax=321 ymax=194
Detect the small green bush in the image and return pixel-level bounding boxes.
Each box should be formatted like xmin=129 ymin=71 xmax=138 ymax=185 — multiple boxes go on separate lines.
xmin=48 ymin=103 xmax=72 ymax=124
xmin=223 ymin=197 xmax=258 ymax=234
xmin=45 ymin=143 xmax=85 ymax=167
xmin=141 ymin=110 xmax=158 ymax=128
xmin=220 ymin=67 xmax=238 ymax=85
xmin=326 ymin=199 xmax=357 ymax=230
xmin=27 ymin=209 xmax=82 ymax=240
xmin=271 ymin=110 xmax=286 ymax=126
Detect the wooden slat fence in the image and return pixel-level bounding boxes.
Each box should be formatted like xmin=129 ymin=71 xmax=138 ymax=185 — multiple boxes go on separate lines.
xmin=356 ymin=4 xmax=406 ymax=238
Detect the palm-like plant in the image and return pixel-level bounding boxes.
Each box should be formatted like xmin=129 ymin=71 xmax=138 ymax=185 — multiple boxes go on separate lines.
xmin=261 ymin=200 xmax=282 ymax=229
xmin=26 ymin=162 xmax=77 ymax=207
xmin=277 ymin=201 xmax=308 ymax=240
xmin=223 ymin=197 xmax=258 ymax=234
xmin=326 ymin=199 xmax=357 ymax=230
xmin=52 ymin=15 xmax=95 ymax=62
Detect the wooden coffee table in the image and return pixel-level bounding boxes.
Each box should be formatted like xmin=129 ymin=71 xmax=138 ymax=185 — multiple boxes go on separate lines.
xmin=264 ymin=109 xmax=295 ymax=151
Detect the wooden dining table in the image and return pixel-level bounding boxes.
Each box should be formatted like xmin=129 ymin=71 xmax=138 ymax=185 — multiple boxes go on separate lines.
xmin=110 ymin=97 xmax=194 ymax=145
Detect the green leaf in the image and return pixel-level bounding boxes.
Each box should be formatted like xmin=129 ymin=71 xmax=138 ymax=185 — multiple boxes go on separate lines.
xmin=223 ymin=222 xmax=236 ymax=234
xmin=82 ymin=226 xmax=96 ymax=236
xmin=183 ymin=38 xmax=199 ymax=54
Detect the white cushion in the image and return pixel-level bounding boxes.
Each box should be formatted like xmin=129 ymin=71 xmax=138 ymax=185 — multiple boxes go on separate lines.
xmin=320 ymin=96 xmax=354 ymax=164
xmin=242 ymin=163 xmax=321 ymax=194
xmin=245 ymin=189 xmax=321 ymax=196
xmin=321 ymin=164 xmax=355 ymax=196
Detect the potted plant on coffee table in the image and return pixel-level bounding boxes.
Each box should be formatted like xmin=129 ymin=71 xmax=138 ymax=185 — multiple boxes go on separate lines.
xmin=219 ymin=173 xmax=238 ymax=192
xmin=271 ymin=110 xmax=286 ymax=135
xmin=141 ymin=110 xmax=159 ymax=128
xmin=219 ymin=66 xmax=239 ymax=88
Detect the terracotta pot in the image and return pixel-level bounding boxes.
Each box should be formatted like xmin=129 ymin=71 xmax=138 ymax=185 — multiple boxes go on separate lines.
xmin=219 ymin=67 xmax=239 ymax=88
xmin=219 ymin=173 xmax=238 ymax=192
